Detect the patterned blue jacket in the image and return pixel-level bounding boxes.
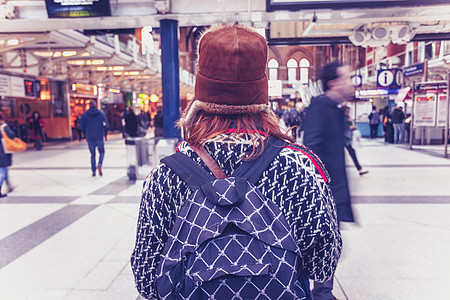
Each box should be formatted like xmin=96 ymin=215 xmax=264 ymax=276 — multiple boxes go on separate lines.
xmin=131 ymin=135 xmax=342 ymax=299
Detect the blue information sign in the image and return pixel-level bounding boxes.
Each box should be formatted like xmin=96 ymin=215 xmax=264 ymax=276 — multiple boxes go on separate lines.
xmin=377 ymin=69 xmax=402 ymax=89
xmin=403 ymin=63 xmax=424 ymax=77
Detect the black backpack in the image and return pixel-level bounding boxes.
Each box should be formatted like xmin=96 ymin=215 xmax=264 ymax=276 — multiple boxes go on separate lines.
xmin=156 ymin=138 xmax=312 ymax=299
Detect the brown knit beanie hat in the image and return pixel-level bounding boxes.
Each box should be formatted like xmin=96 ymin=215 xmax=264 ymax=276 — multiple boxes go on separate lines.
xmin=187 ymin=25 xmax=269 ymax=118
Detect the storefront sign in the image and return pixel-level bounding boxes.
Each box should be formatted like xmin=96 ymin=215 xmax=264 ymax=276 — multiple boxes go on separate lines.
xmin=10 ymin=76 xmax=25 ymax=98
xmin=403 ymin=63 xmax=424 ymax=77
xmin=437 ymin=94 xmax=448 ymax=127
xmin=355 ymin=88 xmax=400 ymax=98
xmin=413 ymin=95 xmax=436 ymax=127
xmin=72 ymin=83 xmax=97 ymax=96
xmin=0 ymin=74 xmax=10 ymax=96
xmin=16 ymin=99 xmax=51 ymax=118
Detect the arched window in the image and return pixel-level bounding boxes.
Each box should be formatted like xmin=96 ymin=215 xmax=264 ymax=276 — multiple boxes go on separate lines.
xmin=299 ymin=58 xmax=310 ymax=84
xmin=268 ymin=59 xmax=279 ymax=80
xmin=287 ymin=58 xmax=297 ymax=84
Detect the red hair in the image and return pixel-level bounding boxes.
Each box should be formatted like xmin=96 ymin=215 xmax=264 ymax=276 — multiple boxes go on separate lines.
xmin=178 ymin=108 xmax=294 ymax=159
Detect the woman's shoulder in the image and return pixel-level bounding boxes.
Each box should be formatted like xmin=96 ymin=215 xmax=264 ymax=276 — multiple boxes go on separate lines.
xmin=279 ymin=143 xmax=330 ymax=184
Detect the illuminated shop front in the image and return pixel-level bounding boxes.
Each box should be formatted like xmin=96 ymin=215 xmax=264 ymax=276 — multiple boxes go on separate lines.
xmin=70 ymin=83 xmax=98 ymax=128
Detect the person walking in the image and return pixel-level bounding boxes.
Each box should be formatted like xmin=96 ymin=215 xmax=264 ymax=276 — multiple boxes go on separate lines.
xmin=124 ymin=107 xmax=138 ymax=137
xmin=131 ymin=25 xmax=342 ymax=300
xmin=79 ymin=100 xmax=109 ymax=177
xmin=368 ymin=105 xmax=380 ymax=139
xmin=391 ymin=106 xmax=405 ymax=144
xmin=303 ymin=61 xmax=355 ymax=300
xmin=28 ymin=111 xmax=45 ymax=150
xmin=0 ymin=112 xmax=16 ymax=197
xmin=381 ymin=106 xmax=394 ymax=143
xmin=74 ymin=115 xmax=83 ymax=141
xmin=342 ymin=106 xmax=368 ymax=176
xmin=153 ymin=105 xmax=163 ymax=137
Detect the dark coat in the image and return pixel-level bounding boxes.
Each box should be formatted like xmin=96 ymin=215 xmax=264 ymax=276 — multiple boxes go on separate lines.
xmin=303 ymin=95 xmax=354 ymax=222
xmin=28 ymin=118 xmax=45 ymax=140
xmin=125 ymin=111 xmax=138 ymax=137
xmin=0 ymin=123 xmax=15 ymax=167
xmin=391 ymin=108 xmax=405 ymax=124
xmin=79 ymin=108 xmax=109 ymax=141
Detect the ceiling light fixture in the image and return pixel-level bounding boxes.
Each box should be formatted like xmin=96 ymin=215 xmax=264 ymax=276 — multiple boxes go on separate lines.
xmin=62 ymin=51 xmax=77 ymax=57
xmin=6 ymin=39 xmax=19 ymax=46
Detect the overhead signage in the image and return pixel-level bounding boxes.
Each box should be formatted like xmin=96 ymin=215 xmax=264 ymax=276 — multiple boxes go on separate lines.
xmin=355 ymin=88 xmax=401 ymax=98
xmin=72 ymin=83 xmax=97 ymax=96
xmin=413 ymin=95 xmax=436 ymax=127
xmin=403 ymin=63 xmax=424 ymax=77
xmin=266 ymin=0 xmax=447 ymax=11
xmin=10 ymin=76 xmax=25 ymax=98
xmin=351 ymin=75 xmax=362 ymax=87
xmin=0 ymin=74 xmax=10 ymax=96
xmin=416 ymin=81 xmax=447 ymax=93
xmin=377 ymin=69 xmax=402 ymax=89
xmin=45 ymin=0 xmax=111 ymax=18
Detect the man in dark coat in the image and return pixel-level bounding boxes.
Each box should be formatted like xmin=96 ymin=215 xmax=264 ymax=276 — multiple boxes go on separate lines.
xmin=303 ymin=61 xmax=354 ymax=300
xmin=124 ymin=107 xmax=138 ymax=137
xmin=80 ymin=100 xmax=109 ymax=177
xmin=391 ymin=106 xmax=405 ymax=143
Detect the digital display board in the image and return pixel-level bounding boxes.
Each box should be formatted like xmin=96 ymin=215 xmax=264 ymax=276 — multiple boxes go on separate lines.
xmin=45 ymin=0 xmax=111 ymax=18
xmin=267 ymin=0 xmax=449 ymax=11
xmin=24 ymin=79 xmax=35 ymax=97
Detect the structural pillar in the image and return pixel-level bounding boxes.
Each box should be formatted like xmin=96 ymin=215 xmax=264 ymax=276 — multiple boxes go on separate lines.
xmin=160 ymin=19 xmax=181 ymax=138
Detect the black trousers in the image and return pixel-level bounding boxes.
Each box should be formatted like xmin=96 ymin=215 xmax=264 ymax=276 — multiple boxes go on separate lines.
xmin=370 ymin=124 xmax=379 ymax=138
xmin=345 ymin=144 xmax=361 ymax=171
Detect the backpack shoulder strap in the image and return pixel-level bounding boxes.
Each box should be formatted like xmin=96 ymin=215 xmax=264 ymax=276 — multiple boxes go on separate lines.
xmin=232 ymin=137 xmax=287 ymax=185
xmin=161 ymin=152 xmax=215 ymax=190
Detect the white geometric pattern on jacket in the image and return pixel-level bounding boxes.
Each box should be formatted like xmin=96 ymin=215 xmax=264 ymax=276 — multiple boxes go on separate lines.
xmin=131 ymin=136 xmax=342 ymax=299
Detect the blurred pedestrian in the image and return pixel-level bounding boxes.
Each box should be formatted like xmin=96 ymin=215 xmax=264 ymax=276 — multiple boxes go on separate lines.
xmin=391 ymin=106 xmax=405 ymax=144
xmin=381 ymin=106 xmax=394 ymax=143
xmin=342 ymin=106 xmax=368 ymax=176
xmin=131 ymin=25 xmax=341 ymax=300
xmin=79 ymin=100 xmax=109 ymax=177
xmin=404 ymin=113 xmax=412 ymax=144
xmin=124 ymin=107 xmax=138 ymax=137
xmin=74 ymin=115 xmax=83 ymax=141
xmin=303 ymin=61 xmax=355 ymax=300
xmin=0 ymin=112 xmax=15 ymax=197
xmin=153 ymin=105 xmax=163 ymax=137
xmin=28 ymin=111 xmax=45 ymax=150
xmin=368 ymin=105 xmax=380 ymax=138
xmin=138 ymin=110 xmax=149 ymax=129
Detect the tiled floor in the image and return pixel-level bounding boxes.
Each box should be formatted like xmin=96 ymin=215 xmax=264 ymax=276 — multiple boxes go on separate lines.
xmin=0 ymin=134 xmax=449 ymax=299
